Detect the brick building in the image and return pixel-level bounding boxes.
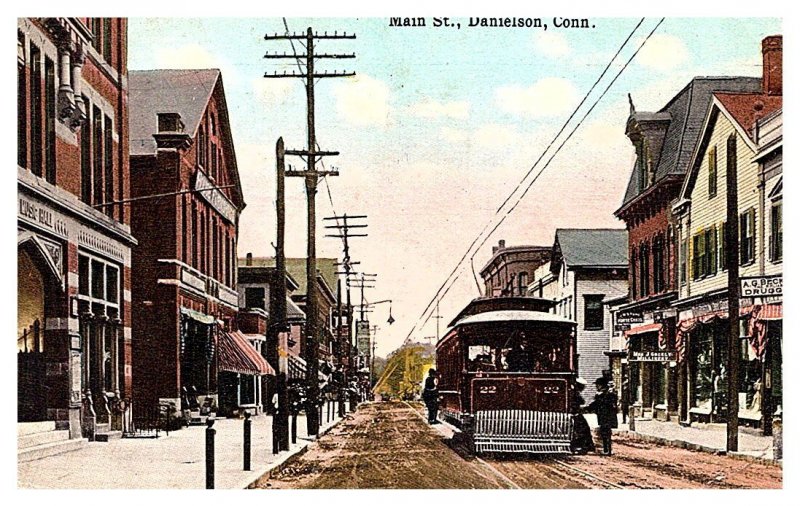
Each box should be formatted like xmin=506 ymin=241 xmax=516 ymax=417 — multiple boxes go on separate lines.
xmin=612 ymin=75 xmax=761 ymax=422
xmin=479 ymin=240 xmax=551 ymax=297
xmin=128 ymin=69 xmax=247 ymax=420
xmin=17 ymin=18 xmax=135 ymax=441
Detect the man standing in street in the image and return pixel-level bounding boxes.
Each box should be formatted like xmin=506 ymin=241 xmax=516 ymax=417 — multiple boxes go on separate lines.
xmin=586 ymin=377 xmax=618 ymax=455
xmin=422 ymin=368 xmax=440 ymax=424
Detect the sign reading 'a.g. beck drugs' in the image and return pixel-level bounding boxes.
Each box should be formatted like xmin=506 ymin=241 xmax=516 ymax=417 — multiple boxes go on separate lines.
xmin=741 ymin=276 xmax=782 ymax=297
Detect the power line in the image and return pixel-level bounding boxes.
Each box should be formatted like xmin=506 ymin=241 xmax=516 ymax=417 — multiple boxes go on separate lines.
xmin=417 ymin=18 xmax=666 ymax=335
xmin=402 ymin=18 xmax=665 ymax=344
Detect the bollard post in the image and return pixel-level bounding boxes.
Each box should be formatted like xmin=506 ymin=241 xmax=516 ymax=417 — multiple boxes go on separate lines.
xmin=205 ymin=416 xmax=216 ymax=489
xmin=628 ymin=406 xmax=636 ymax=432
xmin=243 ymin=411 xmax=252 ymax=471
xmin=772 ymin=409 xmax=782 ymax=461
xmin=291 ymin=414 xmax=297 ymax=444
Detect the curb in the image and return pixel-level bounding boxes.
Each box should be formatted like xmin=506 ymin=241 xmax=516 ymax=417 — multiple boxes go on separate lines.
xmin=614 ymin=429 xmax=781 ymax=467
xmin=242 ymin=414 xmax=348 ymax=489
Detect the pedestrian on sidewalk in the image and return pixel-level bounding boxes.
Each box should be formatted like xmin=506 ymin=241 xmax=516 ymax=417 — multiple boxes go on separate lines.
xmin=570 ymin=378 xmax=595 ymax=454
xmin=585 ymin=377 xmax=618 ymax=455
xmin=422 ymin=369 xmax=440 ymax=424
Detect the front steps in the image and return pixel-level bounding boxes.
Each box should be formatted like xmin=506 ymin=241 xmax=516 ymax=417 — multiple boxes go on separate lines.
xmin=18 ymin=422 xmax=87 ymax=463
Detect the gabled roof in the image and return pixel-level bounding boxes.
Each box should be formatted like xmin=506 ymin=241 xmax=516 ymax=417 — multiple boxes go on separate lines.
xmin=128 ymin=68 xmax=245 ymax=209
xmin=680 ymin=92 xmax=782 ymax=200
xmin=620 ymin=77 xmax=761 ymax=208
xmin=714 ymin=92 xmax=782 ymax=141
xmin=129 ymin=69 xmax=220 ymax=156
xmin=553 ymin=229 xmax=628 ymax=269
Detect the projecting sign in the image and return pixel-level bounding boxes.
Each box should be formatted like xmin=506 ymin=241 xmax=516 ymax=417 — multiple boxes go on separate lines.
xmin=741 ymin=276 xmax=782 ymax=297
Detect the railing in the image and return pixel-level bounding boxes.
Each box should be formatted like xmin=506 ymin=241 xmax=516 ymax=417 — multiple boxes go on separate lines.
xmin=124 ymin=400 xmax=176 ymax=438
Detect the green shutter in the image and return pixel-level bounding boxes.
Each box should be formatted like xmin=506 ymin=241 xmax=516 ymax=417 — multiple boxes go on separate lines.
xmin=710 ymin=226 xmax=717 ymax=273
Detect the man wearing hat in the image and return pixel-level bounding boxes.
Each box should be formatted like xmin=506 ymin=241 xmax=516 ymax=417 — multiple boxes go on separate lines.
xmin=585 ymin=376 xmax=619 ymax=455
xmin=422 ymin=368 xmax=440 ymax=424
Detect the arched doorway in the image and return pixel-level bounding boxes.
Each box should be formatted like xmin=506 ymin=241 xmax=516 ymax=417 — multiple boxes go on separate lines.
xmin=18 ymin=237 xmax=63 ymax=423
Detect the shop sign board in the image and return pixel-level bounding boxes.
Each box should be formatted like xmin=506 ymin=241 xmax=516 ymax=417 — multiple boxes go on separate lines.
xmin=616 ymin=311 xmax=643 ymax=325
xmin=740 ymin=275 xmax=782 ymax=297
xmin=628 ymin=350 xmax=676 ymax=362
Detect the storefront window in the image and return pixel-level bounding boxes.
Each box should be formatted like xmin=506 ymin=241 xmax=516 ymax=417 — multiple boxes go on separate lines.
xmin=692 ymin=327 xmax=713 ymax=410
xmin=739 ymin=336 xmax=761 ymax=412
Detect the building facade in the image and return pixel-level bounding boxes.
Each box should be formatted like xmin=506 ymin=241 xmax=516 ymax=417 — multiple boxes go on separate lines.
xmin=528 ymin=229 xmax=628 ymax=399
xmin=480 ymin=240 xmax=551 ymax=297
xmin=613 ymin=75 xmax=763 ymax=421
xmin=18 ymin=18 xmax=135 ymax=440
xmin=129 ymin=69 xmax=246 ymax=421
xmin=673 ymin=36 xmax=782 ymax=432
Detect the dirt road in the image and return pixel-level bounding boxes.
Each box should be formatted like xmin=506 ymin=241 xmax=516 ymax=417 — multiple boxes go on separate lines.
xmin=253 ymin=401 xmax=781 ymax=489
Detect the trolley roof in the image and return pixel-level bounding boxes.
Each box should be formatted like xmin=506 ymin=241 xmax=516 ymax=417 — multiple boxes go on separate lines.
xmin=447 ymin=296 xmax=558 ymax=327
xmin=453 ymin=310 xmax=576 ymax=328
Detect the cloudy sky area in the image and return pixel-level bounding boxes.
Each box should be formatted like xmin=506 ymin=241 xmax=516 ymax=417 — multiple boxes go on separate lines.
xmin=128 ymin=17 xmax=781 ymax=356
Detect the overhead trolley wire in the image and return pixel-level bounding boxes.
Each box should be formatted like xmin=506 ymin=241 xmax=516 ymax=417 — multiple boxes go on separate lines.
xmin=402 ymin=18 xmax=666 ymax=345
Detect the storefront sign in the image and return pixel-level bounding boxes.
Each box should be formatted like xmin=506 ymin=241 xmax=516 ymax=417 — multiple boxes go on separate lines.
xmin=628 ymin=350 xmax=676 ymax=362
xmin=614 ymin=323 xmax=631 ymax=332
xmin=616 ymin=311 xmax=644 ymax=325
xmin=741 ymin=276 xmax=782 ymax=297
xmin=653 ymin=309 xmax=677 ymax=322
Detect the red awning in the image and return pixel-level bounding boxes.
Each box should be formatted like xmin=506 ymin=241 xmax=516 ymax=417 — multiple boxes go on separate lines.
xmin=757 ymin=304 xmax=782 ymax=320
xmin=218 ymin=330 xmax=275 ymax=376
xmin=624 ymin=322 xmax=663 ymax=339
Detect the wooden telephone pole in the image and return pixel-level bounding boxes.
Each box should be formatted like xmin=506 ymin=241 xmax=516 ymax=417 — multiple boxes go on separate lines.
xmin=271 ymin=137 xmax=289 ymax=452
xmin=326 ymin=214 xmax=368 ymax=416
xmin=725 ymin=134 xmax=740 ymax=452
xmin=264 ymin=26 xmax=355 ymax=436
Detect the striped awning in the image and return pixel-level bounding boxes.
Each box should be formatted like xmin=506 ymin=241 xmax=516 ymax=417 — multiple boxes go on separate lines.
xmin=624 ymin=322 xmax=663 ymax=338
xmin=218 ymin=330 xmax=275 ymax=376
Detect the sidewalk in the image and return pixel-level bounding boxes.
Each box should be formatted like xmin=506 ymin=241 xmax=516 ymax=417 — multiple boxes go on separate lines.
xmin=18 ymin=405 xmax=346 ymax=489
xmin=604 ymin=415 xmax=777 ymax=463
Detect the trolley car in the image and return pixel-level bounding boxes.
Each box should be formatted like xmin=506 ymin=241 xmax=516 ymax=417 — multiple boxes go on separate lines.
xmin=436 ymin=297 xmax=578 ymax=454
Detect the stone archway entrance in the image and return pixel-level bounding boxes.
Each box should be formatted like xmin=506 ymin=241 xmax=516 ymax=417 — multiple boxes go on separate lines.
xmin=18 ymin=241 xmax=62 ymax=422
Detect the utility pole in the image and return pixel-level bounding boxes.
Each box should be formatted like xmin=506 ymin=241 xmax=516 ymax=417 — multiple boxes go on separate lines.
xmin=325 ymin=214 xmax=367 ymax=416
xmin=371 ymin=325 xmax=379 ymax=389
xmin=725 ymin=134 xmax=740 ymax=452
xmin=264 ymin=26 xmax=355 ymax=437
xmin=348 ymin=273 xmax=376 ymax=381
xmin=271 ymin=137 xmax=289 ymax=452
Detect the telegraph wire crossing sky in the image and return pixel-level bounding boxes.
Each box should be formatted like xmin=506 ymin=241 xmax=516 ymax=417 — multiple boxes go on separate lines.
xmin=128 ymin=17 xmax=781 ymax=356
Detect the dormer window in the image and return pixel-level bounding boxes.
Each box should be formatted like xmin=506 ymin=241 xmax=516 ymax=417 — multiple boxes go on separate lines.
xmin=636 ymin=139 xmax=653 ymax=189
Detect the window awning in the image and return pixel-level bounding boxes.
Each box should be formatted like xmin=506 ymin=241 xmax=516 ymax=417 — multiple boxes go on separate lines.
xmin=287 ymin=355 xmax=327 ymax=381
xmin=219 ymin=330 xmax=275 ymax=376
xmin=180 ymin=307 xmax=216 ymax=325
xmin=624 ymin=322 xmax=663 ymax=339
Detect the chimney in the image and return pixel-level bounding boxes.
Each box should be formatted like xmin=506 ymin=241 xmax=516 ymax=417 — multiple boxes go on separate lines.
xmin=762 ymin=35 xmax=782 ymax=96
xmin=499 ymin=240 xmax=506 ymax=249
xmin=246 ymin=252 xmax=253 ymax=266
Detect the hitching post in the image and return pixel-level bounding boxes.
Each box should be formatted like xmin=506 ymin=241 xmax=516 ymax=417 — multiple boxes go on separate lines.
xmin=243 ymin=411 xmax=251 ymax=471
xmin=205 ymin=416 xmax=216 ymax=489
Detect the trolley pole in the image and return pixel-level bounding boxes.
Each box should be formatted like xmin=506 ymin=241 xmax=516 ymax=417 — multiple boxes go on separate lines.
xmin=264 ymin=26 xmax=356 ymax=437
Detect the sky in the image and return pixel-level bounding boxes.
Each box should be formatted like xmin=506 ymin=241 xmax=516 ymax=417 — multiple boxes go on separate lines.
xmin=126 ymin=16 xmax=781 ymax=357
